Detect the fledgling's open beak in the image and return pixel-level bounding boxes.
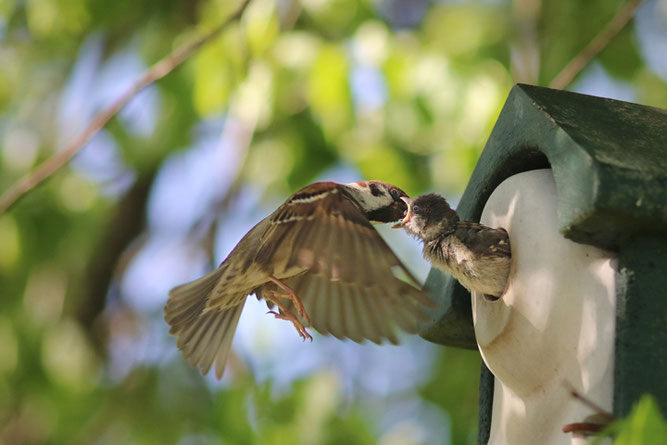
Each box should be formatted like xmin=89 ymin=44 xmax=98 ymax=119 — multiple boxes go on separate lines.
xmin=392 ymin=197 xmax=413 ymax=229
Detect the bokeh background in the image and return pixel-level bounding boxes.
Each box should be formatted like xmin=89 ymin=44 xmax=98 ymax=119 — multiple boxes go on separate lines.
xmin=1 ymin=0 xmax=666 ymax=444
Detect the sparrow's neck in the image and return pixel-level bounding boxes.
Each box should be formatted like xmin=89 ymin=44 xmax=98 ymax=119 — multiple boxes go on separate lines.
xmin=420 ymin=210 xmax=460 ymax=244
xmin=421 ymin=217 xmax=462 ymax=269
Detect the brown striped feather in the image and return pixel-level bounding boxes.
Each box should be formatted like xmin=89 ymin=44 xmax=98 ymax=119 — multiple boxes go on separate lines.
xmin=166 ymin=181 xmax=433 ymax=378
xmin=338 ymin=285 xmax=358 ymax=341
xmin=345 ymin=285 xmax=369 ymax=342
xmin=247 ymin=182 xmax=433 ymax=344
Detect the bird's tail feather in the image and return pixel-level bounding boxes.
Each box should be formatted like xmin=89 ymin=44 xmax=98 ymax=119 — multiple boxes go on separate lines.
xmin=165 ymin=268 xmax=245 ymax=379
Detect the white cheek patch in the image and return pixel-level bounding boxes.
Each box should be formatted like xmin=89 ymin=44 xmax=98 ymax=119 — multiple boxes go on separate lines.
xmin=344 ymin=182 xmax=393 ymax=210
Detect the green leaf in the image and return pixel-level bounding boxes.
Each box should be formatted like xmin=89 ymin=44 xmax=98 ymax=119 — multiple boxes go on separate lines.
xmin=598 ymin=24 xmax=642 ymax=80
xmin=421 ymin=3 xmax=509 ymax=58
xmin=243 ymin=0 xmax=280 ymax=57
xmin=193 ymin=42 xmax=234 ymax=115
xmin=538 ymin=0 xmax=627 ymax=84
xmin=0 ymin=0 xmax=14 ymax=19
xmin=26 ymin=0 xmax=90 ymax=39
xmin=614 ymin=395 xmax=667 ymax=445
xmin=635 ymin=68 xmax=667 ymax=109
xmin=307 ymin=44 xmax=352 ymax=134
xmin=300 ymin=0 xmax=364 ymax=37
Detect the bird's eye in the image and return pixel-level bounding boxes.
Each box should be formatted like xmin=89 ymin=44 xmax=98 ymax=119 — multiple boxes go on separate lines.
xmin=390 ymin=189 xmax=401 ymax=200
xmin=412 ymin=205 xmax=421 ymax=214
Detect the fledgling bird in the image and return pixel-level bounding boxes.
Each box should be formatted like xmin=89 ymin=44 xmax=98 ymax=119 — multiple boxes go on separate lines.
xmin=393 ymin=193 xmax=511 ymax=298
xmin=165 ymin=181 xmax=433 ymax=379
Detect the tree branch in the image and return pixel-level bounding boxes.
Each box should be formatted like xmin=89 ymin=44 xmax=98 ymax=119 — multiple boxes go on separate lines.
xmin=77 ymin=167 xmax=157 ymax=354
xmin=549 ymin=0 xmax=644 ymax=90
xmin=0 ymin=0 xmax=252 ymax=215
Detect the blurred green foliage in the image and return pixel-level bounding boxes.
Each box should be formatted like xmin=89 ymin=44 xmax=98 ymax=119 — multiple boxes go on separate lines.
xmin=589 ymin=395 xmax=667 ymax=445
xmin=612 ymin=395 xmax=667 ymax=445
xmin=0 ymin=0 xmax=665 ymax=444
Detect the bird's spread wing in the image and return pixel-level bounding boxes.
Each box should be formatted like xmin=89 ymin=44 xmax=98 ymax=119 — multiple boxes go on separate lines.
xmin=264 ymin=273 xmax=431 ymax=345
xmin=254 ymin=182 xmax=434 ymax=343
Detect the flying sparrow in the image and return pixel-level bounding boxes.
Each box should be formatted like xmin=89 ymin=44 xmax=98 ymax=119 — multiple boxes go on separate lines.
xmin=393 ymin=193 xmax=511 ymax=298
xmin=165 ymin=181 xmax=433 ymax=378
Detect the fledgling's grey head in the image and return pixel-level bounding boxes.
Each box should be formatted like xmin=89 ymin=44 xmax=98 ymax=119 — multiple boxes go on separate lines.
xmin=343 ymin=180 xmax=409 ymax=223
xmin=394 ymin=193 xmax=459 ymax=242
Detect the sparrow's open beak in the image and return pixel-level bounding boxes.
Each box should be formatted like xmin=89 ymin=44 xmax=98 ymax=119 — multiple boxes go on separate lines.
xmin=392 ymin=197 xmax=413 ymax=229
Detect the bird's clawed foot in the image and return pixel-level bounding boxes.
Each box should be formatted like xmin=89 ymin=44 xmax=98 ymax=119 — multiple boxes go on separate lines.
xmin=268 ymin=276 xmax=311 ymax=324
xmin=267 ymin=310 xmax=313 ymax=341
xmin=264 ymin=276 xmax=313 ymax=342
